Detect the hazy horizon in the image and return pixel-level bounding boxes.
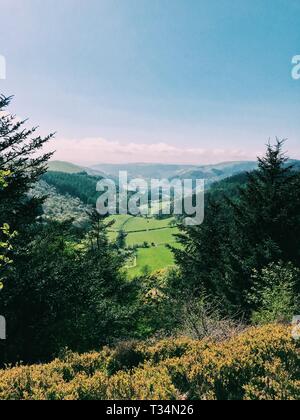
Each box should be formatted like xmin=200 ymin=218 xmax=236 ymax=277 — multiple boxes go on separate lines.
xmin=49 ymin=158 xmax=258 ymax=167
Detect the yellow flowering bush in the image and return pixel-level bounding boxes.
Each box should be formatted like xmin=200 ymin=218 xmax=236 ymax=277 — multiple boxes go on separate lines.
xmin=106 ymin=365 xmax=180 ymax=400
xmin=244 ymin=359 xmax=300 ymax=400
xmin=0 ymin=324 xmax=298 ymax=400
xmin=187 ymin=324 xmax=300 ymax=400
xmin=143 ymin=337 xmax=197 ymax=364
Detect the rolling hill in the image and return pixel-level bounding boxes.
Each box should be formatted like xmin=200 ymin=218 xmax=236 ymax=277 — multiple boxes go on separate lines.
xmin=176 ymin=161 xmax=258 ymax=181
xmin=47 ymin=161 xmax=85 ymax=173
xmin=48 ymin=161 xmax=107 ymax=177
xmin=91 ymin=163 xmax=194 ymax=180
xmin=90 ymin=161 xmax=258 ymax=183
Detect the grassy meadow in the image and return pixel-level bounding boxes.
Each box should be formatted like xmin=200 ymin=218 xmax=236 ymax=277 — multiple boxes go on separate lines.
xmin=107 ymin=215 xmax=179 ymax=276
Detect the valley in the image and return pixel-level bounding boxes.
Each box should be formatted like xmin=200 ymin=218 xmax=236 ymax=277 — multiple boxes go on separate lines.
xmin=41 ymin=158 xmax=300 ymax=278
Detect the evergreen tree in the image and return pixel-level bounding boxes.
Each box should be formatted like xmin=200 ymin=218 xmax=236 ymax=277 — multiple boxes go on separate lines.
xmin=0 ymin=214 xmax=135 ymax=364
xmin=0 ymin=95 xmax=54 ymax=232
xmin=227 ymin=140 xmax=300 ymax=309
xmin=0 ymin=96 xmax=138 ymax=364
xmin=174 ymin=140 xmax=300 ymax=314
xmin=0 ymin=170 xmax=14 ymax=289
xmin=116 ymin=229 xmax=127 ymax=249
xmin=172 ymin=199 xmax=232 ymax=303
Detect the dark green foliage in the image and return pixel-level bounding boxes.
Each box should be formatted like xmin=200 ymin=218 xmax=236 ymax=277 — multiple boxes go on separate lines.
xmin=171 ymin=199 xmax=234 ymax=310
xmin=0 ymin=95 xmax=54 ymax=233
xmin=248 ymin=262 xmax=300 ymax=325
xmin=42 ymin=171 xmax=102 ymax=206
xmin=230 ymin=141 xmax=300 ymax=264
xmin=0 ymin=218 xmax=135 ymax=364
xmin=0 ymin=96 xmax=137 ymax=365
xmin=106 ymin=341 xmax=145 ymax=375
xmin=116 ymin=229 xmax=127 ymax=249
xmin=32 ymin=180 xmax=91 ymax=229
xmin=174 ymin=140 xmax=300 ymax=315
xmin=208 ymin=172 xmax=249 ymax=201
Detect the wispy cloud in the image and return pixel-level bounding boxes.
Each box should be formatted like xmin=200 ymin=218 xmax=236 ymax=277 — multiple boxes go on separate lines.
xmin=46 ymin=136 xmax=257 ymax=165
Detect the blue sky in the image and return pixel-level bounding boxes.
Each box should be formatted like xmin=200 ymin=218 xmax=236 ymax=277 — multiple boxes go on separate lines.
xmin=0 ymin=0 xmax=299 ymax=164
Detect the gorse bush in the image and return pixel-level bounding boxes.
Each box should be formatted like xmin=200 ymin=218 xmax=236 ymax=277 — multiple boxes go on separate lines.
xmin=0 ymin=325 xmax=298 ymax=400
xmin=186 ymin=324 xmax=300 ymax=400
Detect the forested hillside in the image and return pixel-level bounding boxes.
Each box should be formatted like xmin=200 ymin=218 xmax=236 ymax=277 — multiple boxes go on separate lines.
xmin=31 ymin=181 xmax=91 ymax=228
xmin=42 ymin=171 xmax=102 ymax=206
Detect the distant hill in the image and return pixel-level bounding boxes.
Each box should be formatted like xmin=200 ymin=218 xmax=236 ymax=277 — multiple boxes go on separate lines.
xmin=289 ymin=160 xmax=300 ymax=171
xmin=91 ymin=161 xmax=258 ymax=183
xmin=47 ymin=161 xmax=106 ymax=177
xmin=206 ymin=159 xmax=300 ymax=200
xmin=177 ymin=161 xmax=258 ymax=183
xmin=91 ymin=163 xmax=194 ymax=180
xmin=48 ymin=159 xmax=300 ymax=186
xmin=47 ymin=161 xmax=85 ymax=174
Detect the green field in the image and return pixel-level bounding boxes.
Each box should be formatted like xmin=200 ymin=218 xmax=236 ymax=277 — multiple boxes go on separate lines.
xmin=126 ymin=227 xmax=178 ymax=247
xmin=107 ymin=215 xmax=174 ymax=232
xmin=107 ymin=215 xmax=179 ymax=276
xmin=107 ymin=214 xmax=133 ymax=231
xmin=128 ymin=245 xmax=175 ymax=278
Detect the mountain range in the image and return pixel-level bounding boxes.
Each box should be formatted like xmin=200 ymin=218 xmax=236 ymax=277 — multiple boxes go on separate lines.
xmin=48 ymin=160 xmax=261 ymax=184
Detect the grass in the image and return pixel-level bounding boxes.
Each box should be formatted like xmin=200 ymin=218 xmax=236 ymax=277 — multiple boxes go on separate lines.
xmin=107 ymin=215 xmax=174 ymax=232
xmin=125 ymin=216 xmax=174 ymax=232
xmin=106 ymin=215 xmax=179 ymax=276
xmin=127 ymin=245 xmax=176 ymax=278
xmin=126 ymin=227 xmax=178 ymax=247
xmin=107 ymin=214 xmax=133 ymax=231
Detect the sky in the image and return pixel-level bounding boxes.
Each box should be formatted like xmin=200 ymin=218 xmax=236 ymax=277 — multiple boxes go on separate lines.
xmin=0 ymin=0 xmax=300 ymax=165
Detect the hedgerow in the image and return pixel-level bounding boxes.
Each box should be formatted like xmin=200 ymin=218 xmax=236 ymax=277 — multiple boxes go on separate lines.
xmin=0 ymin=325 xmax=298 ymax=400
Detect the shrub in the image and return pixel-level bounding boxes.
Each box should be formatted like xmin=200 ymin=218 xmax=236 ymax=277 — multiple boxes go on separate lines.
xmin=106 ymin=365 xmax=180 ymax=400
xmin=145 ymin=338 xmax=196 ymax=364
xmin=178 ymin=293 xmax=245 ymax=341
xmin=244 ymin=359 xmax=300 ymax=400
xmin=187 ymin=324 xmax=300 ymax=400
xmin=248 ymin=262 xmax=300 ymax=325
xmin=106 ymin=341 xmax=146 ymax=375
xmin=0 ymin=324 xmax=299 ymax=400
